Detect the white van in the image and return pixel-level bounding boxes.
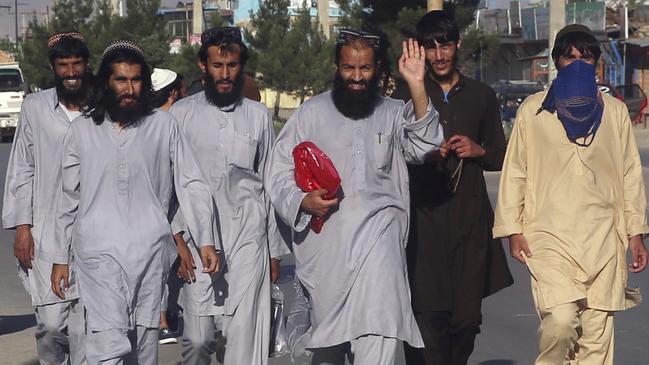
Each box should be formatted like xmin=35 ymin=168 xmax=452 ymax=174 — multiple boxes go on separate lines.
xmin=0 ymin=62 xmax=26 ymax=142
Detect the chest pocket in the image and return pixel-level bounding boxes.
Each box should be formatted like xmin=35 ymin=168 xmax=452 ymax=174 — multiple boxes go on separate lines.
xmin=229 ymin=130 xmax=257 ymax=171
xmin=372 ymin=131 xmax=393 ymax=172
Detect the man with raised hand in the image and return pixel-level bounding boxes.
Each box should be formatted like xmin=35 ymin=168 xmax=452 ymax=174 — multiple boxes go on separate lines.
xmin=266 ymin=30 xmax=443 ymax=365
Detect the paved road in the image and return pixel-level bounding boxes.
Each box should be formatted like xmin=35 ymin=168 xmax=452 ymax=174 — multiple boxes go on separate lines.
xmin=2 ymin=128 xmax=649 ymax=365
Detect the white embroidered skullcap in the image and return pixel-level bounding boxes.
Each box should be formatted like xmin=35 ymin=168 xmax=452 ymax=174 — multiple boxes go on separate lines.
xmin=102 ymin=40 xmax=145 ymax=61
xmin=151 ymin=68 xmax=178 ymax=91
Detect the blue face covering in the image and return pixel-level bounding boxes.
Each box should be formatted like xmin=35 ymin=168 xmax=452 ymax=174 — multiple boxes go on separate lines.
xmin=539 ymin=60 xmax=603 ymax=146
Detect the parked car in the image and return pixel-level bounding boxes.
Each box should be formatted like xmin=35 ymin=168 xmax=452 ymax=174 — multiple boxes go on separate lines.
xmin=492 ymin=80 xmax=545 ymax=140
xmin=0 ymin=62 xmax=27 ymax=142
xmin=614 ymin=84 xmax=647 ymax=124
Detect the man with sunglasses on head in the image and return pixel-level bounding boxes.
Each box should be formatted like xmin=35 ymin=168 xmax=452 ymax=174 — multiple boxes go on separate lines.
xmin=3 ymin=31 xmax=90 ymax=365
xmin=169 ymin=27 xmax=289 ymax=365
xmin=266 ymin=29 xmax=443 ymax=365
xmin=494 ymin=24 xmax=648 ymax=364
xmin=393 ymin=10 xmax=513 ymax=365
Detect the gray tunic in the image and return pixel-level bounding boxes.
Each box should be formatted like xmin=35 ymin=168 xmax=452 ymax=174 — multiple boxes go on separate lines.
xmin=2 ymin=88 xmax=79 ymax=306
xmin=169 ymin=92 xmax=289 ymax=316
xmin=266 ymin=91 xmax=443 ymax=348
xmin=44 ymin=110 xmax=215 ymax=332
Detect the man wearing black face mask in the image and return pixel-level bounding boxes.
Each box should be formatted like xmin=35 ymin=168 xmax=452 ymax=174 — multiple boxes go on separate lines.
xmin=2 ymin=31 xmax=90 ymax=365
xmin=169 ymin=27 xmax=290 ymax=365
xmin=495 ymin=24 xmax=648 ymax=364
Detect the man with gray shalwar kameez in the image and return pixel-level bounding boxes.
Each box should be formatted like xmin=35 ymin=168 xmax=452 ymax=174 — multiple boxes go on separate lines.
xmin=266 ymin=31 xmax=443 ymax=364
xmin=2 ymin=32 xmax=91 ymax=365
xmin=46 ymin=41 xmax=220 ymax=365
xmin=169 ymin=26 xmax=290 ymax=365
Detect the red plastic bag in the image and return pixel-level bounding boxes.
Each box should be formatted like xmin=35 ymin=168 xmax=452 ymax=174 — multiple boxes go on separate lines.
xmin=292 ymin=141 xmax=341 ymax=233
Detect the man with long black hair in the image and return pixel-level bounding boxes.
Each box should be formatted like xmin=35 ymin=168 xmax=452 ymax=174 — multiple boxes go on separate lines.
xmin=394 ymin=10 xmax=513 ymax=365
xmin=47 ymin=40 xmax=219 ymax=365
xmin=3 ymin=31 xmax=91 ymax=365
xmin=266 ymin=30 xmax=443 ymax=364
xmin=169 ymin=26 xmax=289 ymax=365
xmin=494 ymin=24 xmax=648 ymax=364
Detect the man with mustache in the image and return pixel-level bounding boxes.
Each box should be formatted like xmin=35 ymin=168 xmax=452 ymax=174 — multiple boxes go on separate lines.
xmin=168 ymin=26 xmax=289 ymax=365
xmin=266 ymin=29 xmax=443 ymax=364
xmin=47 ymin=40 xmax=219 ymax=365
xmin=494 ymin=24 xmax=648 ymax=364
xmin=3 ymin=31 xmax=91 ymax=365
xmin=392 ymin=11 xmax=513 ymax=365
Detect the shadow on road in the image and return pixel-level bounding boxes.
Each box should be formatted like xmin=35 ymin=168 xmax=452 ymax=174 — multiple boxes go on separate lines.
xmin=478 ymin=361 xmax=516 ymax=365
xmin=0 ymin=314 xmax=36 ymax=335
xmin=21 ymin=360 xmax=38 ymax=365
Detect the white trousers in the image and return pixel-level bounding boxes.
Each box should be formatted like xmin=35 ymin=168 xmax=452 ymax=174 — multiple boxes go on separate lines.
xmin=310 ymin=335 xmax=398 ymax=365
xmin=85 ymin=326 xmax=158 ymax=365
xmin=34 ymin=299 xmax=86 ymax=365
xmin=180 ymin=279 xmax=270 ymax=365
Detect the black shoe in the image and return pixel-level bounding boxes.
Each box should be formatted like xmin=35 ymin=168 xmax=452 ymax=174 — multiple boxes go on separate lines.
xmin=159 ymin=328 xmax=179 ymax=345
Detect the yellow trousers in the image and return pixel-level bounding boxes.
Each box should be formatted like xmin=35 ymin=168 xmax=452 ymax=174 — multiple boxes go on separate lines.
xmin=532 ymin=280 xmax=615 ymax=365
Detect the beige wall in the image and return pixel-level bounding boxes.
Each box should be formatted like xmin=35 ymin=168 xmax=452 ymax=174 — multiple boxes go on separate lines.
xmin=260 ymin=89 xmax=308 ymax=110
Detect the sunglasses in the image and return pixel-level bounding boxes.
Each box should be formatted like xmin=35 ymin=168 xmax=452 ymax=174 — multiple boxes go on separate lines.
xmin=336 ymin=29 xmax=381 ymax=48
xmin=201 ymin=27 xmax=242 ymax=45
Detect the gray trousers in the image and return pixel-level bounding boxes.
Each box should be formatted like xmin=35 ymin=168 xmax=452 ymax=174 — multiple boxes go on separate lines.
xmin=311 ymin=335 xmax=398 ymax=365
xmin=34 ymin=299 xmax=85 ymax=365
xmin=181 ymin=274 xmax=270 ymax=365
xmin=85 ymin=326 xmax=158 ymax=365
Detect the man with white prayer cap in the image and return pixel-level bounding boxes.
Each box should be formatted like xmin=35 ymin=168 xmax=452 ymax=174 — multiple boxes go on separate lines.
xmin=47 ymin=40 xmax=219 ymax=365
xmin=152 ymin=68 xmax=183 ymax=112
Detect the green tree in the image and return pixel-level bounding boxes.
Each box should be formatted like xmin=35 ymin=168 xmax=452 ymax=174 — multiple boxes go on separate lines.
xmin=458 ymin=29 xmax=500 ymax=80
xmin=286 ymin=3 xmax=335 ymax=103
xmin=84 ymin=0 xmax=121 ymax=71
xmin=162 ymin=44 xmax=202 ymax=83
xmin=49 ymin=0 xmax=94 ymax=31
xmin=0 ymin=38 xmax=15 ymax=54
xmin=120 ymin=0 xmax=171 ymax=67
xmin=245 ymin=0 xmax=293 ymax=120
xmin=208 ymin=10 xmax=230 ymax=28
xmin=19 ymin=21 xmax=51 ymax=90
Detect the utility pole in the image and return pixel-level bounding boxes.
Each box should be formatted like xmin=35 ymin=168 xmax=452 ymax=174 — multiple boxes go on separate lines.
xmin=192 ymin=0 xmax=203 ymax=37
xmin=14 ymin=0 xmax=17 ymax=46
xmin=318 ymin=0 xmax=330 ymax=39
xmin=548 ymin=0 xmax=565 ymax=82
xmin=427 ymin=0 xmax=443 ymax=11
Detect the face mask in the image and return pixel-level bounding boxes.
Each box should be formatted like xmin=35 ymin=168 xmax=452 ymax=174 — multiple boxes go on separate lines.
xmin=539 ymin=60 xmax=603 ymax=147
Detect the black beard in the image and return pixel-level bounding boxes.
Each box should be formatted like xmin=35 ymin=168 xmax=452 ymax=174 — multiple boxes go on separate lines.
xmin=54 ymin=71 xmax=91 ymax=107
xmin=331 ymin=73 xmax=381 ymax=120
xmin=105 ymin=89 xmax=147 ymax=126
xmin=204 ymin=72 xmax=244 ymax=108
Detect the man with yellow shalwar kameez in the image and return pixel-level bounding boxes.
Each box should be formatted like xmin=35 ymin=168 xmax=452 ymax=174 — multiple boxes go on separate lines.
xmin=493 ymin=24 xmax=649 ymax=365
